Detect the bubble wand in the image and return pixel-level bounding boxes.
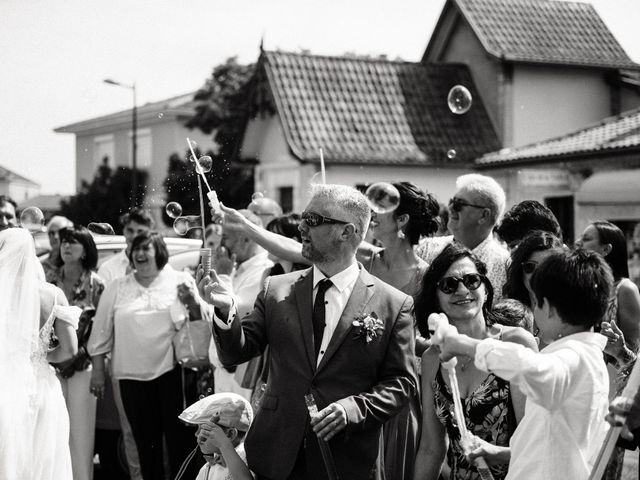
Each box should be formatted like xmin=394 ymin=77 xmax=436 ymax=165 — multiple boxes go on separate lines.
xmin=186 ymin=138 xmax=213 ymax=272
xmin=304 ymin=394 xmax=340 ymax=480
xmin=589 ymin=358 xmax=640 ymax=479
xmin=428 ymin=313 xmax=495 ymax=480
xmin=319 ymin=147 xmax=326 ymax=184
xmin=186 ymin=138 xmax=220 ymax=212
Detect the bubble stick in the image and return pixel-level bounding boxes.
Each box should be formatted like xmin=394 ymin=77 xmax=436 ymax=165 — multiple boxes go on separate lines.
xmin=319 ymin=147 xmax=326 ymax=185
xmin=186 ymin=138 xmax=214 ymax=192
xmin=428 ymin=313 xmax=495 ymax=480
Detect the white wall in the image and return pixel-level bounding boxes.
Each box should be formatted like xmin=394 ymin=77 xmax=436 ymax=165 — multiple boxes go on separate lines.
xmin=511 ymin=66 xmax=611 ymax=147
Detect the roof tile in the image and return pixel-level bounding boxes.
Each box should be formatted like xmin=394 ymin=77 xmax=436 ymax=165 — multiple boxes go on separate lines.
xmin=477 ymin=107 xmax=640 ymax=165
xmin=261 ymin=50 xmax=500 ymax=166
xmin=455 ymin=0 xmax=640 ymax=70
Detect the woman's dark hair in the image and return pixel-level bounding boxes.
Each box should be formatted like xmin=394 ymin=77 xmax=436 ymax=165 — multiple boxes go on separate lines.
xmin=128 ymin=232 xmax=169 ymax=270
xmin=266 ymin=214 xmax=302 ymax=243
xmin=502 ymin=231 xmax=563 ymax=306
xmin=496 ymin=200 xmax=562 ymax=246
xmin=266 ymin=214 xmax=306 ymax=273
xmin=531 ymin=248 xmax=613 ymax=329
xmin=58 ymin=226 xmax=98 ymax=270
xmin=392 ymin=182 xmax=440 ymax=245
xmin=591 ymin=221 xmax=629 ymax=280
xmin=415 ymin=243 xmax=495 ymax=337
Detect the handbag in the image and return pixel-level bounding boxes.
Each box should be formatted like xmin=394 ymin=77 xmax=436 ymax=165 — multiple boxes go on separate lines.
xmin=173 ymin=318 xmax=212 ymax=370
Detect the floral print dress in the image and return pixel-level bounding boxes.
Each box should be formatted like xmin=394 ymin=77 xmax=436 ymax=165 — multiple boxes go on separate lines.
xmin=432 ymin=369 xmax=513 ymax=480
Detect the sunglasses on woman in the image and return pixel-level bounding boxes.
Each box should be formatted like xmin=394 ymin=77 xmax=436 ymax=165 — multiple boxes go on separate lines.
xmin=437 ymin=273 xmax=484 ymax=294
xmin=522 ymin=261 xmax=538 ymax=274
xmin=301 ymin=211 xmax=350 ymax=227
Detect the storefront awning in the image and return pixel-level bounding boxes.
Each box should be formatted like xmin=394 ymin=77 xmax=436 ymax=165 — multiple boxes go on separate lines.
xmin=576 ymin=169 xmax=640 ymax=204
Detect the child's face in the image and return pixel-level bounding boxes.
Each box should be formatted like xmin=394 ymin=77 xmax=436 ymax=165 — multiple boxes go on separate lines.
xmin=532 ymin=296 xmax=561 ymax=344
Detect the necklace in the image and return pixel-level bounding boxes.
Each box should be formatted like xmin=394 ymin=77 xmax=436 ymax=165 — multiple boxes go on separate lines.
xmin=458 ymin=355 xmax=473 ymax=372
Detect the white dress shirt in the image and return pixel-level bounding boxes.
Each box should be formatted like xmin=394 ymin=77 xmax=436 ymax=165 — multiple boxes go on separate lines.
xmin=212 ymin=260 xmax=360 ymax=367
xmin=474 ymin=332 xmax=609 ymax=480
xmin=312 ymin=262 xmax=360 ymax=366
xmin=97 ymin=250 xmax=130 ymax=286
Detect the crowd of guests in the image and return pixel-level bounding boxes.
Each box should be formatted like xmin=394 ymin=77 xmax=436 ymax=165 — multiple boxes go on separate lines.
xmin=1 ymin=171 xmax=640 ymax=480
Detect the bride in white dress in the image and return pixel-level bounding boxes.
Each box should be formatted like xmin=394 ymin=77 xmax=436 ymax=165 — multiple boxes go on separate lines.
xmin=0 ymin=228 xmax=80 ymax=480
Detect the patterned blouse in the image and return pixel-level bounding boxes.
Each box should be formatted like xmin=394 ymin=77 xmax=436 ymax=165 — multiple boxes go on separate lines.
xmin=47 ymin=268 xmax=105 ymax=374
xmin=432 ymin=369 xmax=513 ymax=480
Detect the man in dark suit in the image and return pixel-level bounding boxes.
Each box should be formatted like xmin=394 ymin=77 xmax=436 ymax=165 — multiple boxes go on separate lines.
xmin=198 ymin=184 xmax=417 ymax=480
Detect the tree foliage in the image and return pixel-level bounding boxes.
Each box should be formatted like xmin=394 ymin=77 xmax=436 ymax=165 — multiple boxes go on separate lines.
xmin=162 ymin=149 xmax=254 ymax=228
xmin=60 ymin=158 xmax=148 ymax=234
xmin=163 ymin=57 xmax=257 ymax=227
xmin=186 ymin=57 xmax=256 ymax=161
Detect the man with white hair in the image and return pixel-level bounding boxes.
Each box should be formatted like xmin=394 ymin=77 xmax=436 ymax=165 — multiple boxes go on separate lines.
xmin=418 ymin=173 xmax=509 ymax=298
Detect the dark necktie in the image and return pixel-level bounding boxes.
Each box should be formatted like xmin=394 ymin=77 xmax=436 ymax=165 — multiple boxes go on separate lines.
xmin=313 ymin=279 xmax=333 ymax=360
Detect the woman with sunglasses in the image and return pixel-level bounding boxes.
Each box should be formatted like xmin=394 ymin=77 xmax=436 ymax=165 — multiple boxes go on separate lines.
xmin=576 ymin=221 xmax=640 ymax=480
xmin=413 ymin=244 xmax=537 ymax=480
xmin=46 ymin=225 xmax=104 ymax=480
xmin=502 ymin=231 xmax=564 ymax=311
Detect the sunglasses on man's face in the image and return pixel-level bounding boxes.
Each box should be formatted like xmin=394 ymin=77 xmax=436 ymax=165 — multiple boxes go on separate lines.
xmin=301 ymin=211 xmax=350 ymax=228
xmin=448 ymin=197 xmax=488 ymax=213
xmin=522 ymin=261 xmax=538 ymax=275
xmin=437 ymin=273 xmax=484 ymax=294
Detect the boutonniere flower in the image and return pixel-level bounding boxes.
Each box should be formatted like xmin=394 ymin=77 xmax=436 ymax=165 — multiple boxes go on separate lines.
xmin=352 ymin=312 xmax=384 ymax=343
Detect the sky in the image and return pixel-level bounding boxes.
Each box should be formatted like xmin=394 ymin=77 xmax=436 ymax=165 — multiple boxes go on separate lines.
xmin=1 ymin=0 xmax=639 ymax=195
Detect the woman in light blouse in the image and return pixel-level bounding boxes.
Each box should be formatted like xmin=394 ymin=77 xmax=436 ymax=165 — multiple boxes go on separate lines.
xmin=88 ymin=232 xmax=208 ymax=480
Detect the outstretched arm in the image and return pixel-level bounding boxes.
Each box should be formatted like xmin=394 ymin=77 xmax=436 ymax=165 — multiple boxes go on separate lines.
xmin=220 ymin=204 xmax=308 ymax=265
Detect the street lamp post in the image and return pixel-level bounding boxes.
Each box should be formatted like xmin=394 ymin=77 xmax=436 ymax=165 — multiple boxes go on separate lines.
xmin=104 ymin=78 xmax=138 ymax=208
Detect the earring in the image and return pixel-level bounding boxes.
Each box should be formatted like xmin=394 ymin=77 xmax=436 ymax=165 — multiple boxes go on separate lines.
xmin=397 ymin=229 xmax=405 ymax=240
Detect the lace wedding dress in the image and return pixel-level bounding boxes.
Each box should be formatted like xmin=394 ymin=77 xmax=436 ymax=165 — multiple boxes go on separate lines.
xmin=0 ymin=228 xmax=78 ymax=480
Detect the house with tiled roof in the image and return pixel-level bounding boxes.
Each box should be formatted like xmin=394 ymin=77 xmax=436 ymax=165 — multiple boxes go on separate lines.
xmin=0 ymin=164 xmax=40 ymax=203
xmin=477 ymin=107 xmax=640 ymax=241
xmin=240 ymin=50 xmax=499 ymax=211
xmin=423 ymin=0 xmax=640 ymax=149
xmin=54 ymin=92 xmax=217 ymax=219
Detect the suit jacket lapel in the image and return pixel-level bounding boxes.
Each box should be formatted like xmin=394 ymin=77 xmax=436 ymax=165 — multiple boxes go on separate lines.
xmin=294 ymin=268 xmax=316 ymax=372
xmin=316 ymin=266 xmax=375 ymax=373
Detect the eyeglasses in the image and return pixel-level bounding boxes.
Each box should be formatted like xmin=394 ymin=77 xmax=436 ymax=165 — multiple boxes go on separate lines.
xmin=522 ymin=261 xmax=538 ymax=274
xmin=437 ymin=273 xmax=484 ymax=294
xmin=301 ymin=211 xmax=350 ymax=227
xmin=448 ymin=197 xmax=488 ymax=213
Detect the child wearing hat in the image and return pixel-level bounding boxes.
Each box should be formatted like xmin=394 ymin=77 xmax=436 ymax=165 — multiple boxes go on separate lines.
xmin=179 ymin=392 xmax=254 ymax=480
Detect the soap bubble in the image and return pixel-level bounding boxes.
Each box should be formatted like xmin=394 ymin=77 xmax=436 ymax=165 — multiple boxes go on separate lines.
xmin=365 ymin=182 xmax=401 ymax=214
xmin=447 ymin=85 xmax=472 ymax=114
xmin=195 ymin=155 xmax=213 ymax=174
xmin=447 ymin=149 xmax=457 ymax=159
xmin=158 ymin=112 xmax=164 ymax=119
xmin=173 ymin=215 xmax=201 ymax=235
xmin=251 ymin=192 xmax=264 ymax=202
xmin=19 ymin=206 xmax=45 ymax=233
xmin=165 ymin=202 xmax=183 ymax=219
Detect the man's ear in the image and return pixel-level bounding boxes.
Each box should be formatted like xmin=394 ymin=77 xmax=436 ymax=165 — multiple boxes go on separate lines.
xmin=543 ymin=297 xmax=558 ymax=320
xmin=226 ymin=427 xmax=238 ymax=441
xmin=340 ymin=223 xmax=358 ymax=241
